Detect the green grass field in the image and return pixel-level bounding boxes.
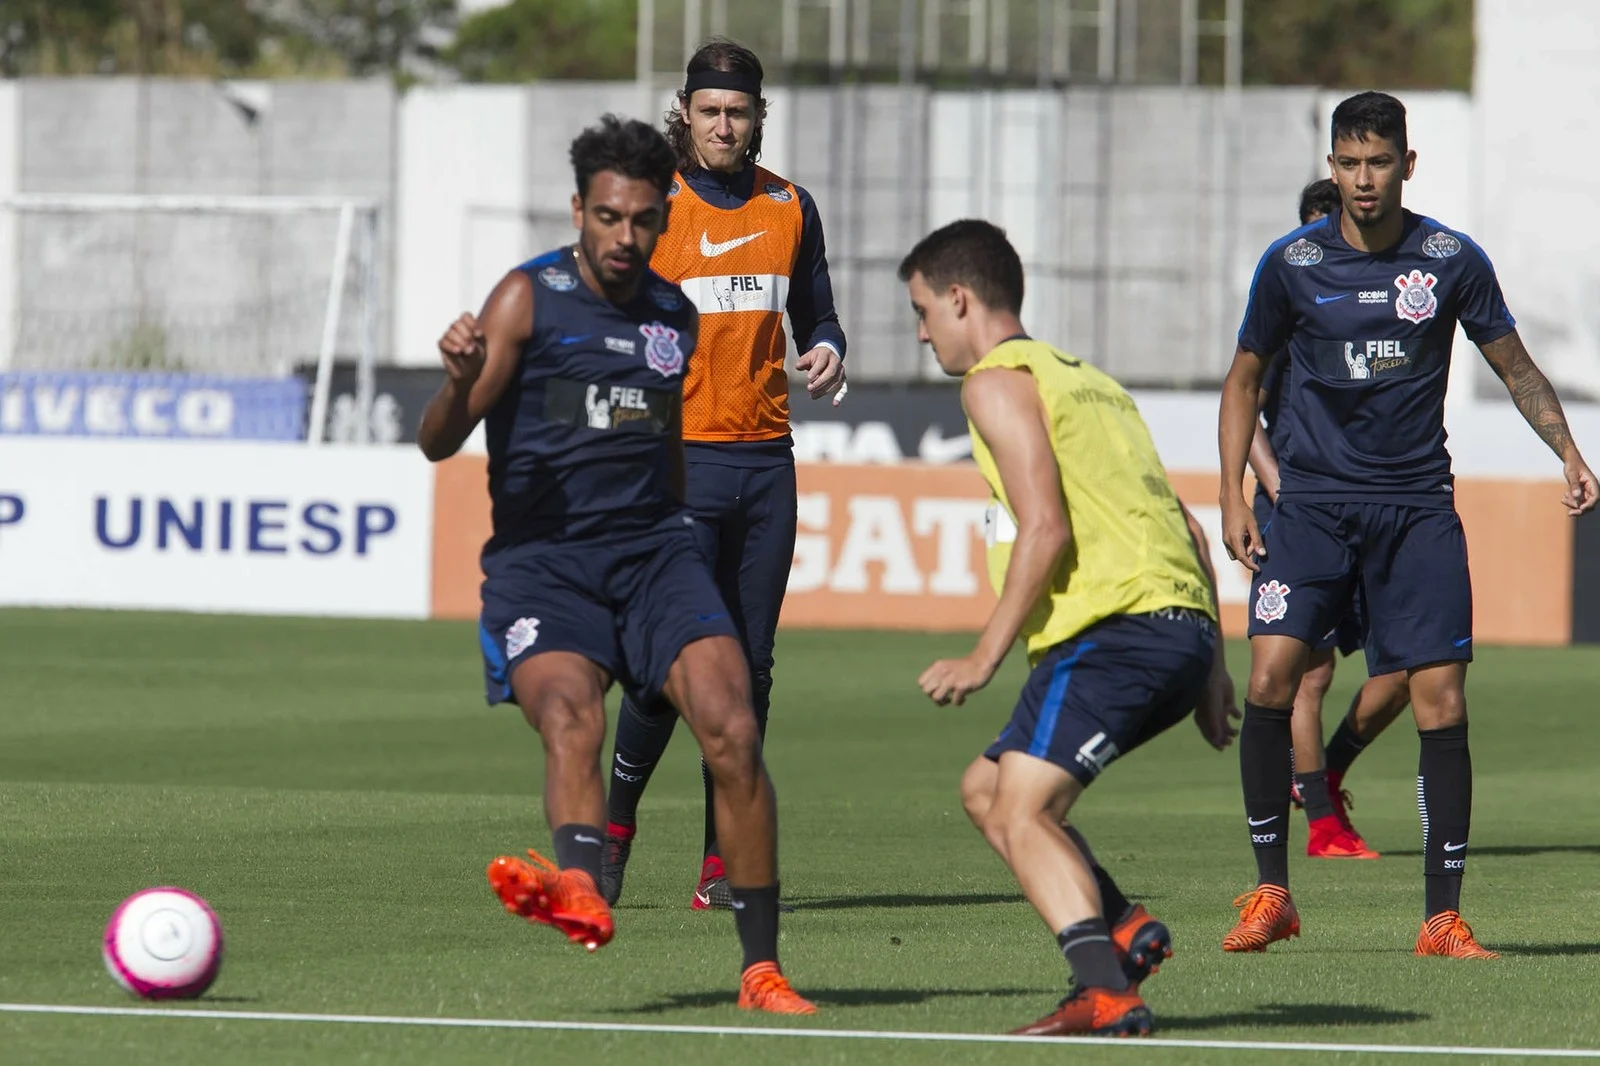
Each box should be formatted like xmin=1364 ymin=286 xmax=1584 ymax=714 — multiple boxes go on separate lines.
xmin=2 ymin=609 xmax=1598 ymax=1065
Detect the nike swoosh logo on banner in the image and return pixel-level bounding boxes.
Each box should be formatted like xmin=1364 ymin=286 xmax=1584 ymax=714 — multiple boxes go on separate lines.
xmin=700 ymin=231 xmax=765 ymax=257
xmin=918 ymin=425 xmax=973 ymax=464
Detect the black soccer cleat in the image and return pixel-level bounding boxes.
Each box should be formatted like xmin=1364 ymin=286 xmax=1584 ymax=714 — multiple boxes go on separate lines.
xmin=1112 ymin=905 xmax=1173 ymax=987
xmin=599 ymin=825 xmax=634 ymax=906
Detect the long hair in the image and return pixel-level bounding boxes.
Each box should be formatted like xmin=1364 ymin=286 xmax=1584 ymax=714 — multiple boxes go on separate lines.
xmin=665 ymin=38 xmax=768 ymax=171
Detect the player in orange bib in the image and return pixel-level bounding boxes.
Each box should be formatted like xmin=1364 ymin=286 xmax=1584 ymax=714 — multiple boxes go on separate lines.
xmin=602 ymin=39 xmax=848 ymax=910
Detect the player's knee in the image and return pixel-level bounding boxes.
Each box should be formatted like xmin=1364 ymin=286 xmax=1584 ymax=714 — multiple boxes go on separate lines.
xmin=1299 ymin=656 xmax=1335 ymax=702
xmin=1246 ymin=663 xmax=1299 ymax=708
xmin=1412 ymin=684 xmax=1466 ymax=730
xmin=697 ymin=706 xmax=763 ymax=787
xmin=524 ymin=689 xmax=604 ymax=755
xmin=960 ymin=763 xmax=996 ymax=828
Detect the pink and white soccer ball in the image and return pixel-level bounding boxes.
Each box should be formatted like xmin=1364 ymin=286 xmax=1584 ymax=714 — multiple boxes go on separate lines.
xmin=102 ymin=887 xmax=223 ymax=999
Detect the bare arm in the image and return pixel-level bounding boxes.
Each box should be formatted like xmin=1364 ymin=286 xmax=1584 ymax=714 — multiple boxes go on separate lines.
xmin=1181 ymin=503 xmax=1220 ymax=607
xmin=1479 ymin=330 xmax=1598 ymax=515
xmin=1247 ymin=387 xmax=1281 ymax=503
xmin=966 ymin=368 xmax=1072 ymax=672
xmin=919 ymin=367 xmax=1069 ymax=706
xmin=1181 ymin=502 xmax=1239 ymax=750
xmin=1218 ymin=345 xmax=1273 ymax=568
xmin=416 ymin=271 xmax=533 ymax=462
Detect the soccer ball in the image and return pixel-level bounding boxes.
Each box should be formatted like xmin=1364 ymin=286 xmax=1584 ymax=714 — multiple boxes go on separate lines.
xmin=102 ymin=887 xmax=223 ymax=1000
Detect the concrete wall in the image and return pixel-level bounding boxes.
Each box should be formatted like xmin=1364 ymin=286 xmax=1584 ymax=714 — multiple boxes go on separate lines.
xmin=2 ymin=78 xmax=395 ymax=378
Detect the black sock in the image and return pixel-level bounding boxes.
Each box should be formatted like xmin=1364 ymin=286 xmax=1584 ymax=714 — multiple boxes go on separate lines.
xmin=1418 ymin=723 xmax=1471 ymax=918
xmin=552 ymin=823 xmax=604 ymax=884
xmin=730 ymin=884 xmax=781 ymax=970
xmin=1325 ymin=704 xmax=1371 ymax=776
xmin=700 ymin=756 xmax=720 ymax=862
xmin=1297 ymin=768 xmax=1335 ymax=822
xmin=1057 ymin=918 xmax=1130 ymax=992
xmin=1241 ymin=701 xmax=1293 ymax=888
xmin=606 ymin=694 xmax=679 ymax=829
xmin=1061 ymin=825 xmax=1133 ymax=926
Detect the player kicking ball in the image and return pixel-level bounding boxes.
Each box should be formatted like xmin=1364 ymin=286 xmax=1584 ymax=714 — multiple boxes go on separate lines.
xmin=1219 ymin=91 xmax=1598 ymax=959
xmin=900 ymin=220 xmax=1239 ymax=1037
xmin=416 ymin=114 xmax=813 ymax=1015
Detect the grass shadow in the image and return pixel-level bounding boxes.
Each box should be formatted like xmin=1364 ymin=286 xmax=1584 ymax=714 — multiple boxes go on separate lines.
xmin=618 ymin=986 xmax=1046 ymax=1014
xmin=1160 ymin=1002 xmax=1429 ymax=1031
xmin=1497 ymin=942 xmax=1600 ymax=957
xmin=785 ymin=892 xmax=1024 ymax=911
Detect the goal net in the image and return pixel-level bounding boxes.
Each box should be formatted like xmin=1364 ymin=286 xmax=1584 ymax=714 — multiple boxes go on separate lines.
xmin=0 ymin=194 xmax=381 ymax=443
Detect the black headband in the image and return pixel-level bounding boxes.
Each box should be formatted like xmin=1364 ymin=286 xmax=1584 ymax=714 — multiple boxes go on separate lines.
xmin=683 ymin=69 xmax=761 ymax=98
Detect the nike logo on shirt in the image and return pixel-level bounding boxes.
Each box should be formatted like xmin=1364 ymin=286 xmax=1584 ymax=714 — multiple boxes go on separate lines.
xmin=1314 ymin=293 xmax=1350 ymax=304
xmin=700 ymin=231 xmax=765 ymax=257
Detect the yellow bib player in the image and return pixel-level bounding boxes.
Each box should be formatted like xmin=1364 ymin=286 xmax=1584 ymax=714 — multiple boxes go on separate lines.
xmin=898 ymin=219 xmax=1238 ymax=1039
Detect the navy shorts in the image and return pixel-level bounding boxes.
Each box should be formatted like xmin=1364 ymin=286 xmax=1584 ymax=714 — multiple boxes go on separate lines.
xmin=1247 ymin=498 xmax=1472 ymax=676
xmin=478 ymin=516 xmax=741 ymax=707
xmin=1253 ymin=490 xmax=1364 ymax=657
xmin=984 ymin=611 xmax=1215 ymax=787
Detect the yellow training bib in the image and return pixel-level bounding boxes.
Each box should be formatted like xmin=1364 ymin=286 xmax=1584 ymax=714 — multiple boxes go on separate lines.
xmin=968 ymin=338 xmax=1215 ymax=663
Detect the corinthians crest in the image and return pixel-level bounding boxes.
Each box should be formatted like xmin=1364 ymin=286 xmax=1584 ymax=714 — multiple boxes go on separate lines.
xmin=639 ymin=321 xmax=684 ymax=377
xmin=1394 ymin=269 xmax=1439 ymax=323
xmin=1254 ymin=580 xmax=1291 ymax=624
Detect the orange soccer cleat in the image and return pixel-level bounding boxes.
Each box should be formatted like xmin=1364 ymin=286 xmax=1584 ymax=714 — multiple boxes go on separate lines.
xmin=738 ymin=961 xmax=817 ymax=1015
xmin=1222 ymin=884 xmax=1300 ymax=953
xmin=1111 ymin=904 xmax=1173 ymax=988
xmin=487 ymin=849 xmax=615 ymax=953
xmin=1416 ymin=911 xmax=1500 ymax=960
xmin=1011 ymin=985 xmax=1153 ymax=1037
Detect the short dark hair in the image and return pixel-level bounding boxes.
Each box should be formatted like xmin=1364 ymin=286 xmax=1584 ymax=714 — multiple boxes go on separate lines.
xmin=897 ymin=220 xmax=1024 ymax=314
xmin=666 ymin=38 xmax=768 ymax=170
xmin=1298 ymin=178 xmax=1341 ymax=224
xmin=1331 ymin=91 xmax=1407 ymax=157
xmin=569 ymin=114 xmax=678 ymax=199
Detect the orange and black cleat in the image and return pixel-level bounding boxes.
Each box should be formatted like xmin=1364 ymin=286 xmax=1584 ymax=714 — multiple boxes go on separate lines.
xmin=1416 ymin=911 xmax=1500 ymax=960
xmin=738 ymin=961 xmax=817 ymax=1015
xmin=1111 ymin=904 xmax=1173 ymax=988
xmin=487 ymin=849 xmax=615 ymax=953
xmin=1011 ymin=986 xmax=1153 ymax=1037
xmin=1222 ymin=884 xmax=1300 ymax=953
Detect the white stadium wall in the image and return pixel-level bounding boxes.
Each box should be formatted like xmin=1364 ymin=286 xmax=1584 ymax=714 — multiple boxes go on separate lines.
xmin=1476 ymin=0 xmax=1600 ymax=399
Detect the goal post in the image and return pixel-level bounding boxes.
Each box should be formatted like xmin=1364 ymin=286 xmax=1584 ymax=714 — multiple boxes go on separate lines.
xmin=0 ymin=192 xmax=382 ymax=445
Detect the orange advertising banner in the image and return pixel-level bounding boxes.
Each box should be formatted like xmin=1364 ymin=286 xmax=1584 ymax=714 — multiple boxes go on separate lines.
xmin=429 ymin=457 xmax=1572 ymax=646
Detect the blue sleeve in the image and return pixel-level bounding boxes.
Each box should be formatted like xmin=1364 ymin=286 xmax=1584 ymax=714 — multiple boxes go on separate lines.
xmin=1237 ymin=244 xmax=1293 ymax=357
xmin=1455 ymin=237 xmax=1516 ymax=345
xmin=788 ymin=185 xmax=847 ymax=359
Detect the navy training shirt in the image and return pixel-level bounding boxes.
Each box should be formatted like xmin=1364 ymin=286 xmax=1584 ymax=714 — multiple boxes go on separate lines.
xmin=483 ymin=246 xmax=700 ymax=551
xmin=1237 ymin=210 xmax=1515 ymax=506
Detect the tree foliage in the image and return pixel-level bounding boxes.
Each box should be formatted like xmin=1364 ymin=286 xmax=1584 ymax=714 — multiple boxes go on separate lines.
xmin=0 ymin=0 xmax=1474 ymax=92
xmin=0 ymin=0 xmax=454 ymax=78
xmin=448 ymin=0 xmax=635 ymax=83
xmin=1243 ymin=0 xmax=1473 ymax=92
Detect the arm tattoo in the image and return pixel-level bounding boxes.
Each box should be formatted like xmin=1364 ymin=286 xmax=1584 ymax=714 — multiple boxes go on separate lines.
xmin=1483 ymin=332 xmax=1575 ymax=459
